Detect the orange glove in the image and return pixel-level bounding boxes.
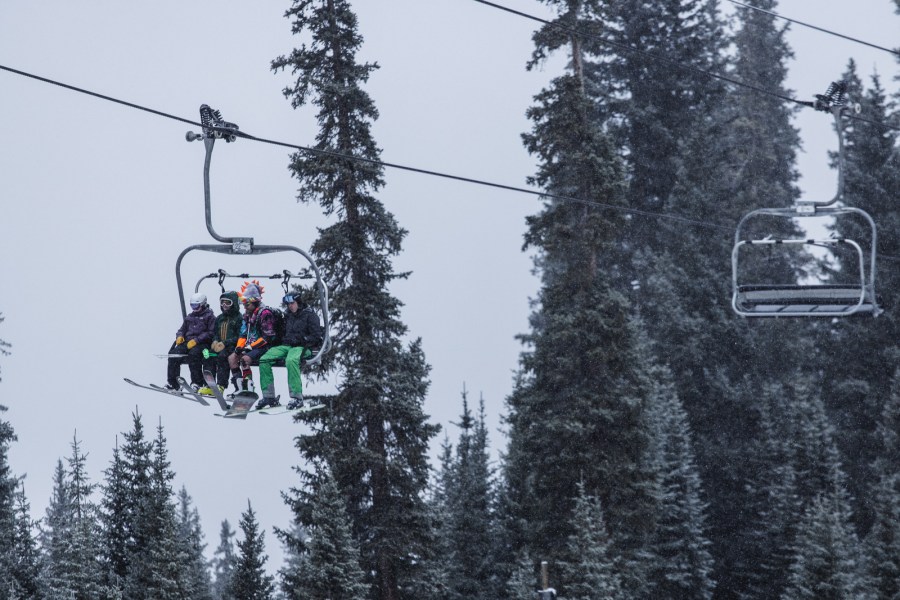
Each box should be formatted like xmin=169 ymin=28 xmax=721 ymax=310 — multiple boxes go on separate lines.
xmin=186 ymin=339 xmax=197 ymax=350
xmin=176 ymin=336 xmax=185 ymax=346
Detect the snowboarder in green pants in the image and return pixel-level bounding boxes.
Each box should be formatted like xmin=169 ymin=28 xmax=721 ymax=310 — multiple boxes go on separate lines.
xmin=256 ymin=290 xmax=324 ymax=410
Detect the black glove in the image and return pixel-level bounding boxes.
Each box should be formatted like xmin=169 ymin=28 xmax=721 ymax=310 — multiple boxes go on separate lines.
xmin=234 ymin=345 xmax=245 ymax=355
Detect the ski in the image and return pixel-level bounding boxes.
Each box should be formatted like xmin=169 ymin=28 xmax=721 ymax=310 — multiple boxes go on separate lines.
xmin=258 ymin=403 xmax=325 ymax=416
xmin=176 ymin=377 xmax=211 ymax=407
xmin=201 ymin=370 xmax=230 ymax=411
xmin=123 ymin=378 xmax=207 ymax=406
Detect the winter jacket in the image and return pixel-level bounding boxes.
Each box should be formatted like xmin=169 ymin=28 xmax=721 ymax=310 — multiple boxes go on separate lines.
xmin=175 ymin=304 xmax=215 ymax=343
xmin=238 ymin=305 xmax=278 ymax=350
xmin=283 ymin=305 xmax=324 ymax=348
xmin=213 ymin=291 xmax=243 ymax=352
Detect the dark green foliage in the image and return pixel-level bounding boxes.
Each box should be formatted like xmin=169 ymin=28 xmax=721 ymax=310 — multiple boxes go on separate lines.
xmin=558 ymin=482 xmax=625 ymax=600
xmin=279 ymin=470 xmax=366 ymax=600
xmin=503 ymin=4 xmax=656 ymax=591
xmin=434 ymin=390 xmax=498 ymax=600
xmin=39 ymin=437 xmax=106 ymax=599
xmin=230 ymin=502 xmax=274 ymax=600
xmin=819 ymin=63 xmax=900 ymax=537
xmin=176 ymin=487 xmax=213 ymax=600
xmin=781 ymin=493 xmax=874 ymax=600
xmin=867 ymin=369 xmax=900 ymax=599
xmin=0 ymin=404 xmax=28 ymax=600
xmin=273 ymin=2 xmax=439 ymax=598
xmin=641 ymin=367 xmax=715 ymax=599
xmin=11 ymin=483 xmax=40 ymax=599
xmin=211 ymin=520 xmax=238 ymax=600
xmin=122 ymin=422 xmax=188 ymax=599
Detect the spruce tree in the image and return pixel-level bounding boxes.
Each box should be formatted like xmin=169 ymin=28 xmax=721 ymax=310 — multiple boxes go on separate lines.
xmin=781 ymin=493 xmax=875 ymax=600
xmin=39 ymin=437 xmax=106 ymax=599
xmin=502 ymin=2 xmax=655 ymax=593
xmin=176 ymin=487 xmax=213 ymax=600
xmin=230 ymin=502 xmax=274 ymax=600
xmin=280 ymin=469 xmax=366 ymax=600
xmin=558 ymin=482 xmax=624 ymax=600
xmin=11 ymin=483 xmax=40 ymax=600
xmin=272 ymin=2 xmax=439 ymax=598
xmin=211 ymin=520 xmax=237 ymax=600
xmin=819 ymin=63 xmax=900 ymax=536
xmin=435 ymin=389 xmax=498 ymax=600
xmin=641 ymin=366 xmax=715 ymax=599
xmin=867 ymin=369 xmax=900 ymax=599
xmin=0 ymin=404 xmax=25 ymax=599
xmin=39 ymin=459 xmax=75 ymax=598
xmin=100 ymin=442 xmax=129 ymax=591
xmin=123 ymin=421 xmax=187 ymax=600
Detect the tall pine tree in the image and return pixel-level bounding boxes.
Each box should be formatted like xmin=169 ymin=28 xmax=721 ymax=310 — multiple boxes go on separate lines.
xmin=272 ymin=2 xmax=439 ymax=598
xmin=502 ymin=3 xmax=657 ymax=595
xmin=230 ymin=502 xmax=274 ymax=600
xmin=279 ymin=469 xmax=366 ymax=600
xmin=434 ymin=389 xmax=498 ymax=600
xmin=211 ymin=519 xmax=238 ymax=600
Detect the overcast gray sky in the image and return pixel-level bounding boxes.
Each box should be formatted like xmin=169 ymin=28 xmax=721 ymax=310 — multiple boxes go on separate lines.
xmin=1 ymin=0 xmax=897 ymax=571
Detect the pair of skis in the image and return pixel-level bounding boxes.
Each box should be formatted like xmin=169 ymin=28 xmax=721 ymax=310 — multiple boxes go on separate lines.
xmin=124 ymin=372 xmax=322 ymax=419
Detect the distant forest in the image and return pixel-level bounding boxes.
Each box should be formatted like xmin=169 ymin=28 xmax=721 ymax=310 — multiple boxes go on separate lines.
xmin=2 ymin=0 xmax=900 ymax=599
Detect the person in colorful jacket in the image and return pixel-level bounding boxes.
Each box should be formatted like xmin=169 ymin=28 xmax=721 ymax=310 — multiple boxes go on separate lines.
xmin=256 ymin=290 xmax=324 ymax=410
xmin=198 ymin=290 xmax=242 ymax=396
xmin=166 ymin=292 xmax=216 ymax=391
xmin=227 ymin=281 xmax=278 ymax=392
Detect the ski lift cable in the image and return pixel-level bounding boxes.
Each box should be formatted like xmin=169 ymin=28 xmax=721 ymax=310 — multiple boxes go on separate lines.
xmin=469 ymin=0 xmax=900 ymax=133
xmin=2 ymin=62 xmax=899 ymax=264
xmin=0 ymin=62 xmax=732 ymax=233
xmin=725 ymin=0 xmax=900 ymax=58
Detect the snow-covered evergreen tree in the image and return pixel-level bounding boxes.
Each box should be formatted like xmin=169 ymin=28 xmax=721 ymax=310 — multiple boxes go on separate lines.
xmin=272 ymin=2 xmax=439 ymax=597
xmin=781 ymin=493 xmax=875 ymax=600
xmin=868 ymin=368 xmax=900 ymax=599
xmin=0 ymin=404 xmax=33 ymax=600
xmin=434 ymin=389 xmax=498 ymax=600
xmin=230 ymin=502 xmax=274 ymax=600
xmin=176 ymin=486 xmax=213 ymax=600
xmin=641 ymin=366 xmax=715 ymax=599
xmin=558 ymin=482 xmax=624 ymax=600
xmin=100 ymin=442 xmax=129 ymax=592
xmin=211 ymin=519 xmax=237 ymax=600
xmin=11 ymin=483 xmax=40 ymax=599
xmin=122 ymin=421 xmax=188 ymax=599
xmin=279 ymin=469 xmax=366 ymax=600
xmin=39 ymin=459 xmax=75 ymax=598
xmin=502 ymin=3 xmax=658 ymax=595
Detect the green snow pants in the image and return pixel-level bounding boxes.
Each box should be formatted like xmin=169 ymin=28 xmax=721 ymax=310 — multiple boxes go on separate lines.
xmin=258 ymin=345 xmax=311 ymax=398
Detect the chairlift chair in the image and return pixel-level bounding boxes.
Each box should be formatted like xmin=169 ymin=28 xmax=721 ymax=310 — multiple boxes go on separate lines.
xmin=177 ymin=105 xmax=332 ymax=363
xmin=731 ymin=82 xmax=882 ymax=318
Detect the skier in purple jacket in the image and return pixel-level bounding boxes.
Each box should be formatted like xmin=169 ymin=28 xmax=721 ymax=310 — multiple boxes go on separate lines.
xmin=166 ymin=293 xmax=216 ymax=391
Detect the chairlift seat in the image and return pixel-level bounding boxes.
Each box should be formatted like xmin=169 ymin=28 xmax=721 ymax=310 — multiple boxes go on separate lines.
xmin=734 ymin=284 xmax=880 ymax=317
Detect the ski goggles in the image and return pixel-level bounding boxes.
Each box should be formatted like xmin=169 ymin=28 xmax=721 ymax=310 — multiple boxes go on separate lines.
xmin=190 ymin=303 xmax=202 ymax=310
xmin=220 ymin=298 xmax=234 ymax=308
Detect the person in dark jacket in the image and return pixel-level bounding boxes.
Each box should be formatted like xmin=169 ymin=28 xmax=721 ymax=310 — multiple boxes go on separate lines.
xmin=198 ymin=290 xmax=242 ymax=396
xmin=228 ymin=281 xmax=279 ymax=393
xmin=256 ymin=290 xmax=324 ymax=410
xmin=166 ymin=292 xmax=216 ymax=390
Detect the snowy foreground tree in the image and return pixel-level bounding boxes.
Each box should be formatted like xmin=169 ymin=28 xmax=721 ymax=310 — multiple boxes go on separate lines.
xmin=272 ymin=1 xmax=439 ymax=598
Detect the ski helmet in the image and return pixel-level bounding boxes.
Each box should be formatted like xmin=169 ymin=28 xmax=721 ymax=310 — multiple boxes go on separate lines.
xmin=283 ymin=292 xmax=299 ymax=305
xmin=189 ymin=292 xmax=207 ymax=310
